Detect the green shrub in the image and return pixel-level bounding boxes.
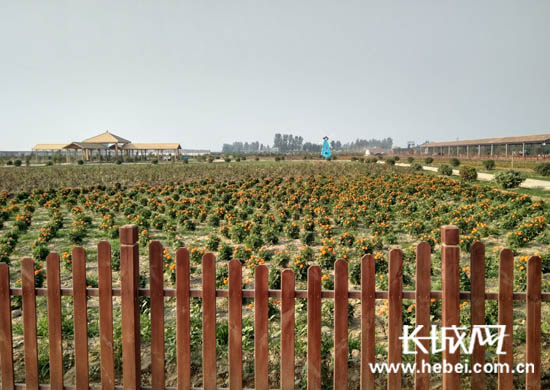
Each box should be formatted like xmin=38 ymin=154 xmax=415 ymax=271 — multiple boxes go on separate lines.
xmin=46 ymin=161 xmax=53 ymax=166
xmin=14 ymin=160 xmax=22 ymax=167
xmin=152 ymin=159 xmax=158 ymax=164
xmin=393 ymin=156 xmax=400 ymax=161
xmin=77 ymin=160 xmax=84 ymax=165
xmin=450 ymin=158 xmax=460 ymax=167
xmin=438 ymin=164 xmax=453 ymax=176
xmin=460 ymin=166 xmax=477 ymax=182
xmin=6 ymin=160 xmax=13 ymax=166
xmin=385 ymin=158 xmax=395 ymax=166
xmin=534 ymin=162 xmax=550 ymax=176
xmin=494 ymin=170 xmax=525 ymax=189
xmin=225 ymin=157 xmax=232 ymax=163
xmin=482 ymin=159 xmax=495 ymax=170
xmin=115 ymin=160 xmax=122 ymax=165
xmin=411 ymin=163 xmax=422 ymax=171
xmin=32 ymin=245 xmax=50 ymax=261
xmin=424 ymin=157 xmax=433 ymax=164
xmin=407 ymin=157 xmax=414 ymax=163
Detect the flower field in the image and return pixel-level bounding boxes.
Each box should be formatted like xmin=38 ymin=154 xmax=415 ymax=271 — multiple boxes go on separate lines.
xmin=1 ymin=161 xmax=549 ymax=388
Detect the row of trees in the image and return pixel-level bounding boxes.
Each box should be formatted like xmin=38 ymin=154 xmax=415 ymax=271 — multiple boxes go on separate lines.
xmin=222 ymin=133 xmax=393 ymax=154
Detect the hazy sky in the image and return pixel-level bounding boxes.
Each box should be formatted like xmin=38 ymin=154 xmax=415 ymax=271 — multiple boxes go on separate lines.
xmin=1 ymin=1 xmax=549 ymax=150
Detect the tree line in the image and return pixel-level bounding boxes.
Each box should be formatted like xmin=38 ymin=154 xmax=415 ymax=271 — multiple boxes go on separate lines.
xmin=222 ymin=133 xmax=393 ymax=154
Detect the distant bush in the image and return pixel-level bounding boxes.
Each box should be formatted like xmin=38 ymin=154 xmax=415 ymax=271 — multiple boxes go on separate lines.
xmin=275 ymin=156 xmax=281 ymax=161
xmin=385 ymin=158 xmax=395 ymax=166
xmin=450 ymin=158 xmax=460 ymax=167
xmin=494 ymin=170 xmax=526 ymax=189
xmin=438 ymin=164 xmax=453 ymax=176
xmin=152 ymin=159 xmax=158 ymax=165
xmin=407 ymin=157 xmax=414 ymax=163
xmin=6 ymin=160 xmax=13 ymax=166
xmin=115 ymin=160 xmax=122 ymax=165
xmin=14 ymin=160 xmax=22 ymax=167
xmin=460 ymin=166 xmax=477 ymax=182
xmin=224 ymin=157 xmax=231 ymax=163
xmin=534 ymin=162 xmax=550 ymax=176
xmin=482 ymin=159 xmax=495 ymax=170
xmin=411 ymin=163 xmax=422 ymax=171
xmin=183 ymin=158 xmax=189 ymax=164
xmin=46 ymin=161 xmax=53 ymax=166
xmin=393 ymin=156 xmax=400 ymax=161
xmin=77 ymin=160 xmax=84 ymax=165
xmin=235 ymin=157 xmax=241 ymax=162
xmin=424 ymin=157 xmax=433 ymax=165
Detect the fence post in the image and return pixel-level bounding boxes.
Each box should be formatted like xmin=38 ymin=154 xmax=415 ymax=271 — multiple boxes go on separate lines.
xmin=441 ymin=225 xmax=460 ymax=390
xmin=388 ymin=249 xmax=403 ymax=390
xmin=470 ymin=241 xmax=486 ymax=389
xmin=120 ymin=225 xmax=141 ymax=390
xmin=498 ymin=249 xmax=514 ymax=390
xmin=415 ymin=242 xmax=431 ymax=390
xmin=307 ymin=265 xmax=321 ymax=390
xmin=0 ymin=263 xmax=15 ymax=390
xmin=526 ymin=256 xmax=541 ymax=389
xmin=360 ymin=254 xmax=375 ymax=390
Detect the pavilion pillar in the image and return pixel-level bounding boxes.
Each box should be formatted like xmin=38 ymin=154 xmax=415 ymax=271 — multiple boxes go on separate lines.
xmin=505 ymin=144 xmax=508 ymax=157
xmin=478 ymin=145 xmax=481 ymax=156
xmin=522 ymin=143 xmax=525 ymax=157
xmin=466 ymin=145 xmax=469 ymax=157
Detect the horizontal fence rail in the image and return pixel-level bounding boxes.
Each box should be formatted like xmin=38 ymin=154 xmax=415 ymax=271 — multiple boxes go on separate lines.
xmin=0 ymin=224 xmax=544 ymax=390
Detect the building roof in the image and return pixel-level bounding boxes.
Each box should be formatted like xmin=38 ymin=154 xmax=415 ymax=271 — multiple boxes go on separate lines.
xmin=119 ymin=143 xmax=182 ymax=150
xmin=64 ymin=142 xmax=109 ymax=150
xmin=82 ymin=130 xmax=131 ymax=144
xmin=32 ymin=144 xmax=68 ymax=151
xmin=424 ymin=133 xmax=550 ymax=147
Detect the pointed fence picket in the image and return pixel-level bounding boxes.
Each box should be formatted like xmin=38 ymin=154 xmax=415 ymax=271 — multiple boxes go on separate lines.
xmin=0 ymin=224 xmax=546 ymax=390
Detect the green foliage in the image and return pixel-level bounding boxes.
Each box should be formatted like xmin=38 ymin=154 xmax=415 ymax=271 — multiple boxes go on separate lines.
xmin=494 ymin=170 xmax=526 ymax=189
xmin=449 ymin=158 xmax=460 ymax=167
xmin=424 ymin=157 xmax=433 ymax=164
xmin=534 ymin=162 xmax=550 ymax=176
xmin=438 ymin=164 xmax=453 ymax=176
xmin=410 ymin=162 xmax=422 ymax=171
xmin=407 ymin=157 xmax=414 ymax=163
xmin=482 ymin=159 xmax=495 ymax=170
xmin=460 ymin=166 xmax=477 ymax=182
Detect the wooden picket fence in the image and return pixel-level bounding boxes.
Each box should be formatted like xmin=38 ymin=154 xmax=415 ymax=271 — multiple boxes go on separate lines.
xmin=0 ymin=224 xmax=546 ymax=389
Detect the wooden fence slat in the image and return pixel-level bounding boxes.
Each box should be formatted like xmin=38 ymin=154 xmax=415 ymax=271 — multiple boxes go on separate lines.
xmin=360 ymin=254 xmax=375 ymax=390
xmin=228 ymin=259 xmax=242 ymax=390
xmin=22 ymin=257 xmax=39 ymax=390
xmin=441 ymin=225 xmax=460 ymax=390
xmin=281 ymin=269 xmax=295 ymax=390
xmin=415 ymin=242 xmax=431 ymax=390
xmin=498 ymin=249 xmax=514 ymax=390
xmin=150 ymin=241 xmax=165 ymax=390
xmin=120 ymin=225 xmax=141 ymax=390
xmin=307 ymin=265 xmax=321 ymax=390
xmin=176 ymin=248 xmax=191 ymax=390
xmin=72 ymin=246 xmax=89 ymax=389
xmin=526 ymin=256 xmax=541 ymax=390
xmin=0 ymin=263 xmax=15 ymax=390
xmin=46 ymin=253 xmax=63 ymax=390
xmin=388 ymin=249 xmax=403 ymax=390
xmin=255 ymin=264 xmax=269 ymax=390
xmin=334 ymin=259 xmax=348 ymax=390
xmin=202 ymin=253 xmax=217 ymax=390
xmin=98 ymin=241 xmax=115 ymax=390
xmin=470 ymin=241 xmax=485 ymax=389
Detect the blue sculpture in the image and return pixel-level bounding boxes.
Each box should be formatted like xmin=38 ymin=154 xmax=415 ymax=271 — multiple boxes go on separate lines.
xmin=321 ymin=136 xmax=332 ymax=159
